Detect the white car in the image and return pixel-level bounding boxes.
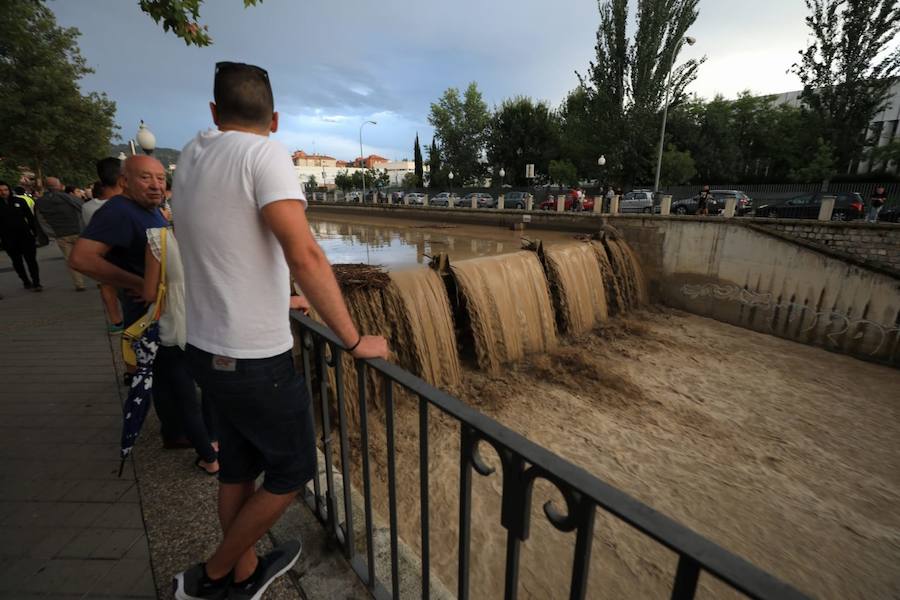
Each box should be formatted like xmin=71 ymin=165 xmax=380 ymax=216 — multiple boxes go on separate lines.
xmin=403 ymin=192 xmax=427 ymax=205
xmin=619 ymin=190 xmax=654 ymax=213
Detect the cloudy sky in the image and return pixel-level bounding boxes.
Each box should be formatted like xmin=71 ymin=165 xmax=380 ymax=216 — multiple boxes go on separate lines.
xmin=50 ymin=0 xmax=811 ymax=161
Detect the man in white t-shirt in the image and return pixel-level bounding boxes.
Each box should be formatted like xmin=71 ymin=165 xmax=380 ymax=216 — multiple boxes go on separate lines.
xmin=171 ymin=61 xmax=388 ymax=600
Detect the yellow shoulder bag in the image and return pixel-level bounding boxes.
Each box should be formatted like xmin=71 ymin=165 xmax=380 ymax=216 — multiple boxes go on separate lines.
xmin=122 ymin=227 xmax=168 ymax=367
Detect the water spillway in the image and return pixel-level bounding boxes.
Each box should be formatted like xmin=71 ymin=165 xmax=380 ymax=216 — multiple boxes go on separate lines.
xmin=543 ymin=242 xmax=609 ymax=335
xmin=450 ymin=251 xmax=558 ymax=374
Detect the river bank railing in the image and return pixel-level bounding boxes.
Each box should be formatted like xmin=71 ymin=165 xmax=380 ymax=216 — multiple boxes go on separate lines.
xmin=292 ymin=311 xmax=811 ymax=600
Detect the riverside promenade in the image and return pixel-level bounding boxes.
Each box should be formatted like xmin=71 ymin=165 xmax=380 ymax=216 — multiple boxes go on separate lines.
xmin=0 ymin=245 xmax=360 ymax=599
xmin=0 ymin=246 xmax=155 ymax=598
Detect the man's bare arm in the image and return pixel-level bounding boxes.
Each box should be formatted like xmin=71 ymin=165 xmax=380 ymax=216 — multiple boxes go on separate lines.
xmin=69 ymin=238 xmax=143 ymax=292
xmin=261 ymin=199 xmax=388 ymax=360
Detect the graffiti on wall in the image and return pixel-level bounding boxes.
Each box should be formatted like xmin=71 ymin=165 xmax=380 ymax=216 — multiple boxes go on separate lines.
xmin=680 ymin=283 xmax=900 ymax=356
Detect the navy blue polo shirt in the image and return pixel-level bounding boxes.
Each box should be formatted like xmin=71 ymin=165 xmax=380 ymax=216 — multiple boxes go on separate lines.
xmin=81 ymin=195 xmax=167 ymax=275
xmin=81 ymin=195 xmax=167 ymax=322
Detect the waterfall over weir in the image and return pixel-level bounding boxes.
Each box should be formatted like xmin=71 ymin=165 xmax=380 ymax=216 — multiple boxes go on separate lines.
xmin=544 ymin=242 xmax=609 ymax=335
xmin=451 ymin=251 xmax=558 ymax=374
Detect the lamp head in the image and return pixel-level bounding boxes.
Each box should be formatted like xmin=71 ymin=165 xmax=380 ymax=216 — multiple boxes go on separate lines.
xmin=684 ymin=36 xmax=696 ymax=45
xmin=598 ymin=155 xmax=606 ymax=166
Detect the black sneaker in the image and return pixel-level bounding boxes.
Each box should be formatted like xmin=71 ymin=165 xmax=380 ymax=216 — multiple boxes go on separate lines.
xmin=229 ymin=540 xmax=302 ymax=600
xmin=172 ymin=563 xmax=230 ymax=600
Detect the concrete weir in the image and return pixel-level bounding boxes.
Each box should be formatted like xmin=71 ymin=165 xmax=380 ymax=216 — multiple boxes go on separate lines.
xmin=309 ymin=203 xmax=900 ymax=367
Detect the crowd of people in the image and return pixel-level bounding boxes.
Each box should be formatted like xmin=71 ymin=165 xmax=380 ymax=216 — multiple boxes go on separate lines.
xmin=3 ymin=61 xmax=389 ymax=599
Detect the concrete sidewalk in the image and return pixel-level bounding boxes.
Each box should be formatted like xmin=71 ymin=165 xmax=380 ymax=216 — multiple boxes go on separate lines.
xmin=0 ymin=246 xmax=155 ymax=599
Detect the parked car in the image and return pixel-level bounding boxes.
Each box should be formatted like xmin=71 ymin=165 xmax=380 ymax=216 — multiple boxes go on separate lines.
xmin=456 ymin=192 xmax=494 ymax=208
xmin=502 ymin=191 xmax=530 ymax=209
xmin=619 ymin=190 xmax=654 ymax=213
xmin=538 ymin=189 xmax=584 ymax=211
xmin=430 ymin=192 xmax=459 ymax=207
xmin=403 ymin=192 xmax=427 ymax=205
xmin=365 ymin=190 xmax=387 ymax=203
xmin=878 ymin=206 xmax=900 ymax=223
xmin=755 ymin=192 xmax=865 ymax=221
xmin=670 ymin=190 xmax=752 ymax=215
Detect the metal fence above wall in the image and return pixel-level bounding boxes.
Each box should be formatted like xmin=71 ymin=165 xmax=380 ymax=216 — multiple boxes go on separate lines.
xmin=291 ymin=311 xmax=812 ymax=600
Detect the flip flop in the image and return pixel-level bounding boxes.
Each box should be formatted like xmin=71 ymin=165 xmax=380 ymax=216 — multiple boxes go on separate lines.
xmin=194 ymin=457 xmax=219 ymax=476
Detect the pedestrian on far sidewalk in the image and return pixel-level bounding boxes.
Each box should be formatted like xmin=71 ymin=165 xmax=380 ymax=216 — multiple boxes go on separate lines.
xmin=868 ymin=186 xmax=887 ymax=223
xmin=0 ymin=181 xmax=42 ymax=291
xmin=171 ymin=60 xmax=388 ymax=600
xmin=698 ymin=184 xmax=712 ymax=216
xmin=35 ymin=177 xmax=87 ymax=291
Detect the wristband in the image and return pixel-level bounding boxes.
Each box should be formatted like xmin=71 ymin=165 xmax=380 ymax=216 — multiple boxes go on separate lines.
xmin=348 ymin=336 xmax=362 ymax=352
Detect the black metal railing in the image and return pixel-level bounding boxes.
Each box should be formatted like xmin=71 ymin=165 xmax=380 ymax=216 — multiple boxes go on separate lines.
xmin=291 ymin=311 xmax=811 ymax=600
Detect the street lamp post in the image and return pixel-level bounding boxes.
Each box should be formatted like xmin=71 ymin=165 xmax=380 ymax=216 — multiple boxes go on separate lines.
xmin=597 ymin=154 xmax=606 ymax=185
xmin=653 ymin=36 xmax=696 ymax=195
xmin=136 ymin=120 xmax=156 ymax=155
xmin=359 ymin=120 xmax=377 ymax=202
xmin=498 ymin=167 xmax=505 ymax=186
xmin=448 ymin=171 xmax=454 ymax=199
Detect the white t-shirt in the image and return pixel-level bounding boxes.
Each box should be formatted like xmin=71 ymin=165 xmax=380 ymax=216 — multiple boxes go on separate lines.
xmin=147 ymin=227 xmax=186 ymax=349
xmin=81 ymin=198 xmax=107 ymax=225
xmin=172 ymin=129 xmax=306 ymax=359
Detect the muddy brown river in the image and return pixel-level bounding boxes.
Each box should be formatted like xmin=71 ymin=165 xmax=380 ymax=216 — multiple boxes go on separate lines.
xmin=309 ymin=213 xmax=900 ymax=599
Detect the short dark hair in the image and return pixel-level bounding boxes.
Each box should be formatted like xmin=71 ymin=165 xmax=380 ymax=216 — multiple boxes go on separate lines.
xmin=96 ymin=157 xmax=122 ymax=187
xmin=65 ymin=185 xmax=76 ymax=194
xmin=13 ymin=185 xmax=25 ymax=195
xmin=91 ymin=180 xmax=103 ymax=198
xmin=214 ymin=62 xmax=273 ymax=128
xmin=0 ymin=181 xmax=10 ymax=190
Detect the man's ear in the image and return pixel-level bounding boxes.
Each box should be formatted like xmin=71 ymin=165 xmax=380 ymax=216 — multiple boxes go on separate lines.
xmin=270 ymin=111 xmax=279 ymax=134
xmin=210 ymin=102 xmax=219 ymax=126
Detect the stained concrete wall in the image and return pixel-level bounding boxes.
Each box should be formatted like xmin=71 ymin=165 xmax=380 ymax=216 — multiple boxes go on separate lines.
xmin=308 ymin=204 xmax=900 ymax=366
xmin=611 ymin=219 xmax=900 ymax=367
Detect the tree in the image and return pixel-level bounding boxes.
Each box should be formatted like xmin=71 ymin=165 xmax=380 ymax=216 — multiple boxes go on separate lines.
xmin=791 ymin=0 xmax=900 ymax=173
xmin=401 ymin=172 xmax=419 ymax=189
xmin=138 ymin=0 xmax=262 ymax=46
xmin=660 ymin=145 xmax=696 ymax=186
xmin=306 ymin=175 xmax=317 ymax=189
xmin=548 ymin=159 xmax=579 ymax=188
xmin=867 ymin=139 xmax=900 ymax=170
xmin=413 ymin=134 xmax=424 ymax=188
xmin=0 ymin=1 xmax=118 ymax=187
xmin=574 ymin=0 xmax=704 ymax=186
xmin=334 ymin=170 xmax=353 ymax=191
xmin=427 ymin=139 xmax=444 ymax=189
xmin=487 ymin=97 xmax=561 ymax=186
xmin=428 ymin=83 xmax=491 ymax=185
xmin=792 ymin=137 xmax=837 ymax=182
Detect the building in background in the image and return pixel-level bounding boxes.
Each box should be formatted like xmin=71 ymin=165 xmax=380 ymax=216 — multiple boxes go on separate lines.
xmin=291 ymin=151 xmax=428 ymax=189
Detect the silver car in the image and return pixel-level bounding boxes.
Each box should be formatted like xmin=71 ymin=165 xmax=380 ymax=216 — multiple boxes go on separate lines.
xmin=430 ymin=192 xmax=459 ymax=207
xmin=619 ymin=190 xmax=654 ymax=213
xmin=403 ymin=192 xmax=427 ymax=205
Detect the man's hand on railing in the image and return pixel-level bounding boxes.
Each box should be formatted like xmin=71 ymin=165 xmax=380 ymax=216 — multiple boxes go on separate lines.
xmin=351 ymin=335 xmax=389 ymax=360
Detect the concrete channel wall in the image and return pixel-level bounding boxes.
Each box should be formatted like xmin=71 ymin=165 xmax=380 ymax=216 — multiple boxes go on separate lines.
xmin=308 ymin=203 xmax=900 ymax=366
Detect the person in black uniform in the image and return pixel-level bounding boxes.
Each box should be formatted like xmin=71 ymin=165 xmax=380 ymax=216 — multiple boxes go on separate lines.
xmin=0 ymin=181 xmax=42 ymax=291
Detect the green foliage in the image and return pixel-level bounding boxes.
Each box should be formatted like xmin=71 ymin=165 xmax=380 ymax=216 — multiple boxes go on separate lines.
xmin=306 ymin=175 xmax=317 ymax=189
xmin=791 ymin=0 xmax=900 ymax=170
xmin=428 ymin=83 xmax=491 ymax=185
xmin=138 ymin=0 xmax=262 ymax=46
xmin=660 ymin=144 xmax=696 ymax=185
xmin=413 ymin=134 xmax=424 ymax=188
xmin=427 ymin=139 xmax=444 ymax=188
xmin=548 ymin=159 xmax=579 ymax=188
xmin=571 ymin=0 xmax=704 ymax=186
xmin=867 ymin=139 xmax=900 ymax=170
xmin=791 ymin=137 xmax=837 ymax=182
xmin=0 ymin=0 xmax=118 ymax=187
xmin=401 ymin=172 xmax=419 ymax=189
xmin=334 ymin=170 xmax=353 ymax=191
xmin=487 ymin=96 xmax=561 ymax=186
xmin=349 ymin=168 xmax=388 ymax=190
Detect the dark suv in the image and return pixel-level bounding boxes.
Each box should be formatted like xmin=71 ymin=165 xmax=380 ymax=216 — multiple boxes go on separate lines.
xmin=670 ymin=190 xmax=752 ymax=215
xmin=755 ymin=192 xmax=864 ymax=221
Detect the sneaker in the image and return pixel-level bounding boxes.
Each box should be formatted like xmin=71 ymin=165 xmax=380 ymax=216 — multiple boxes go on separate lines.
xmin=229 ymin=540 xmax=302 ymax=600
xmin=32 ymin=285 xmax=43 ymax=292
xmin=75 ymin=286 xmax=86 ymax=292
xmin=107 ymin=322 xmax=124 ymax=334
xmin=172 ymin=563 xmax=230 ymax=600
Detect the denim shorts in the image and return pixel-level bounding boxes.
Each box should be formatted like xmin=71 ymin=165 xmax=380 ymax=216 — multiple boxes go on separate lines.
xmin=185 ymin=345 xmax=316 ymax=494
